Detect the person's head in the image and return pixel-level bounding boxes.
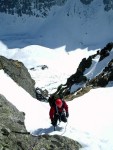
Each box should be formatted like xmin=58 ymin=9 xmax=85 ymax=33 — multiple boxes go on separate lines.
xmin=55 ymin=99 xmax=62 ymax=108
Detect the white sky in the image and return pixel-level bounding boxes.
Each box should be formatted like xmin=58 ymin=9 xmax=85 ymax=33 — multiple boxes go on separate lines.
xmin=0 ymin=0 xmax=113 ymax=149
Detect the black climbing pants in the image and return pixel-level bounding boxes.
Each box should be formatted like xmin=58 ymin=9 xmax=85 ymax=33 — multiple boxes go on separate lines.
xmin=52 ymin=112 xmax=67 ymax=126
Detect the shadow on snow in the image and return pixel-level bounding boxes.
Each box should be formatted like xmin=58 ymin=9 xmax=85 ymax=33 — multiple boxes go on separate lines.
xmin=32 ymin=125 xmax=63 ymax=135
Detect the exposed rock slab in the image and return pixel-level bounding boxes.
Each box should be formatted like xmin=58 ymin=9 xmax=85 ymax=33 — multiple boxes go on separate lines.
xmin=0 ymin=55 xmax=36 ymax=98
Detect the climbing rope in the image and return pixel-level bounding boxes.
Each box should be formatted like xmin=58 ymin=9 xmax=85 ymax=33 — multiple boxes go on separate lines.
xmin=60 ymin=119 xmax=68 ymax=136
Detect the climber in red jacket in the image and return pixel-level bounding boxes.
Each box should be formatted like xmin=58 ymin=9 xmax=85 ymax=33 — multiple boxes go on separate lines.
xmin=49 ymin=98 xmax=69 ymax=127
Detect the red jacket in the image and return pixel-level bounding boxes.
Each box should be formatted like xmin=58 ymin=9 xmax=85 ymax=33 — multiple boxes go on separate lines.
xmin=49 ymin=101 xmax=68 ymax=120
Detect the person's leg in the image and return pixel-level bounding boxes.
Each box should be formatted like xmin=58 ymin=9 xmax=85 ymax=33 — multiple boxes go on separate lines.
xmin=60 ymin=112 xmax=67 ymax=123
xmin=53 ymin=114 xmax=59 ymax=126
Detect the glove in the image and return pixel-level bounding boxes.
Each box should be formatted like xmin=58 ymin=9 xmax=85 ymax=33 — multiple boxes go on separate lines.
xmin=66 ymin=112 xmax=69 ymax=118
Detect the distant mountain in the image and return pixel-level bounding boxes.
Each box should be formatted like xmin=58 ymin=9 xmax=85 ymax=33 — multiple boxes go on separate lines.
xmin=0 ymin=0 xmax=113 ymax=50
xmin=34 ymin=0 xmax=113 ymax=50
xmin=0 ymin=0 xmax=113 ymax=17
xmin=0 ymin=0 xmax=67 ymax=17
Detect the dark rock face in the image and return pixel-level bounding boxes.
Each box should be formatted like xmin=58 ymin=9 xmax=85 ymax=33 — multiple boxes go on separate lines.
xmin=0 ymin=0 xmax=113 ymax=18
xmin=0 ymin=94 xmax=82 ymax=150
xmin=35 ymin=87 xmax=48 ymax=101
xmin=103 ymin=0 xmax=113 ymax=11
xmin=79 ymin=0 xmax=113 ymax=12
xmin=0 ymin=94 xmax=32 ymax=150
xmin=33 ymin=134 xmax=82 ymax=150
xmin=51 ymin=42 xmax=113 ymax=100
xmin=0 ymin=0 xmax=67 ymax=17
xmin=0 ymin=55 xmax=36 ymax=98
xmin=80 ymin=0 xmax=93 ymax=5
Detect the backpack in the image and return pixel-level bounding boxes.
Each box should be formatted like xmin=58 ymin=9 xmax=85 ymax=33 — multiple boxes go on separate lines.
xmin=48 ymin=95 xmax=55 ymax=107
xmin=48 ymin=94 xmax=63 ymax=107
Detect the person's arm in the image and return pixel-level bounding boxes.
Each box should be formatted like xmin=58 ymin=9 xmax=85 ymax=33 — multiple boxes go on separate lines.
xmin=64 ymin=101 xmax=69 ymax=117
xmin=49 ymin=107 xmax=55 ymax=121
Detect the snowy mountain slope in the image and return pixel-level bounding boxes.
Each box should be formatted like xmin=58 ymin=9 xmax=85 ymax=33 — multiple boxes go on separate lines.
xmin=1 ymin=70 xmax=113 ymax=150
xmin=35 ymin=0 xmax=113 ymax=51
xmin=53 ymin=43 xmax=113 ymax=97
xmin=0 ymin=0 xmax=113 ymax=97
xmin=0 ymin=42 xmax=95 ymax=94
xmin=0 ymin=0 xmax=113 ymax=50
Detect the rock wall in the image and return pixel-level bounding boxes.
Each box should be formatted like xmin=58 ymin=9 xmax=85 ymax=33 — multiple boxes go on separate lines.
xmin=0 ymin=55 xmax=36 ymax=98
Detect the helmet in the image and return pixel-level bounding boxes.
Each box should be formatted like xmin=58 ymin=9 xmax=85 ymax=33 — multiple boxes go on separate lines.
xmin=55 ymin=99 xmax=62 ymax=108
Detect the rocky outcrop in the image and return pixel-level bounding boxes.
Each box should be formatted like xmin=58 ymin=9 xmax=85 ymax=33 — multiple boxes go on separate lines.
xmin=32 ymin=134 xmax=82 ymax=150
xmin=0 ymin=94 xmax=82 ymax=150
xmin=0 ymin=94 xmax=33 ymax=150
xmin=0 ymin=0 xmax=113 ymax=18
xmin=0 ymin=55 xmax=36 ymax=98
xmin=103 ymin=0 xmax=113 ymax=11
xmin=0 ymin=0 xmax=67 ymax=17
xmin=79 ymin=0 xmax=113 ymax=12
xmin=51 ymin=42 xmax=113 ymax=100
xmin=80 ymin=0 xmax=93 ymax=5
